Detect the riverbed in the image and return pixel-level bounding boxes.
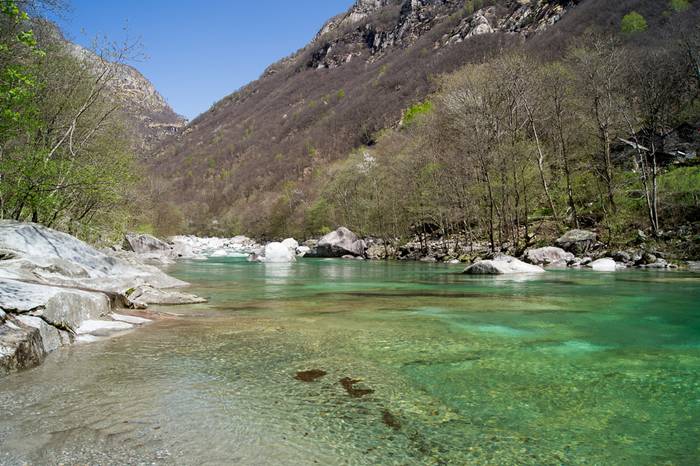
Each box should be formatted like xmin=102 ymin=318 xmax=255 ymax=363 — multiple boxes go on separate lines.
xmin=1 ymin=258 xmax=698 ymax=465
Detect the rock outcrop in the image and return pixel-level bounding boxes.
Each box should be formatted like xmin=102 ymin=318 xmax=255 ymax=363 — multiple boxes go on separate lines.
xmin=0 ymin=221 xmax=201 ymax=375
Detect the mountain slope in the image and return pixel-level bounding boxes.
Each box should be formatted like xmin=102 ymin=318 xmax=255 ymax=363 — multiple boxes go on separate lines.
xmin=36 ymin=21 xmax=186 ymax=154
xmin=149 ymin=0 xmax=678 ymax=236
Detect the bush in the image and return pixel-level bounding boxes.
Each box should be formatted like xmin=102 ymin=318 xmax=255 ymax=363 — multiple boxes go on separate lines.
xmin=669 ymin=0 xmax=691 ymax=12
xmin=621 ymin=12 xmax=648 ymax=34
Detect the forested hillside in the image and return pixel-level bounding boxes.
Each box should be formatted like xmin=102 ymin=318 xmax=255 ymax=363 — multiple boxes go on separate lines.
xmin=149 ymin=0 xmax=700 ymax=259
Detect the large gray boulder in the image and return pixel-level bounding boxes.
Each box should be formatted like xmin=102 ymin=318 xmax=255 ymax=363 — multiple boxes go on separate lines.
xmin=0 ymin=316 xmax=44 ymax=375
xmin=313 ymin=227 xmax=366 ymax=257
xmin=555 ymin=229 xmax=598 ymax=255
xmin=524 ymin=247 xmax=575 ymax=266
xmin=464 ymin=256 xmax=545 ymax=275
xmin=122 ymin=233 xmax=172 ymax=254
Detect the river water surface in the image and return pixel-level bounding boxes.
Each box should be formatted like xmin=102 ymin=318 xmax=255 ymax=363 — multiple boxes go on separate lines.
xmin=1 ymin=258 xmax=699 ymax=465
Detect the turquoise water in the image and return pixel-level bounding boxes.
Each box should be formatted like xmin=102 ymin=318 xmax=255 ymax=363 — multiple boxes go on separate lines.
xmin=0 ymin=257 xmax=699 ymax=464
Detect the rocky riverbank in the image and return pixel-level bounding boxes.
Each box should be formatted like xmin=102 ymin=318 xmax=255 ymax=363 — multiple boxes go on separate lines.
xmin=3 ymin=222 xmax=693 ymax=375
xmin=0 ymin=221 xmax=207 ymax=375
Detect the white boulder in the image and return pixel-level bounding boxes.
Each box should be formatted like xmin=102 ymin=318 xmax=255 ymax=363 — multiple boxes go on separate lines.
xmin=464 ymin=255 xmax=546 ymax=275
xmin=588 ymin=258 xmax=617 ymax=272
xmin=258 ymin=242 xmax=296 ymax=263
xmin=281 ymin=238 xmax=299 ymax=251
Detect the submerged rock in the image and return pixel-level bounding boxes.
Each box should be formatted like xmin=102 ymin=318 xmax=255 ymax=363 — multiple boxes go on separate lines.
xmin=294 ymin=369 xmax=327 ymax=382
xmin=125 ymin=285 xmax=207 ymax=306
xmin=76 ymin=319 xmax=133 ymax=337
xmin=463 ymin=256 xmax=545 ymax=275
xmin=381 ymin=410 xmax=401 ymax=430
xmin=339 ymin=377 xmax=374 ymax=398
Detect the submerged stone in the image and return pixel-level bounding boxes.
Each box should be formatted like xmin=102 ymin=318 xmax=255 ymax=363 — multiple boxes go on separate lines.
xmin=381 ymin=410 xmax=401 ymax=430
xmin=339 ymin=377 xmax=374 ymax=398
xmin=294 ymin=369 xmax=327 ymax=382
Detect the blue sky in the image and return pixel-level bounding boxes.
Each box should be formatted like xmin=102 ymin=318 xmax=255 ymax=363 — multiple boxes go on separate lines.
xmin=52 ymin=1 xmax=354 ymax=120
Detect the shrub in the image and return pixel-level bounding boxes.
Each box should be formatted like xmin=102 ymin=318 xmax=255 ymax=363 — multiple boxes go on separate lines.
xmin=621 ymin=12 xmax=648 ymax=34
xmin=669 ymin=0 xmax=691 ymax=12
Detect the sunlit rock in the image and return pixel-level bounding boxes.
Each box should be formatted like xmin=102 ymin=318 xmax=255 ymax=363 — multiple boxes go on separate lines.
xmin=555 ymin=229 xmax=598 ymax=255
xmin=260 ymin=242 xmax=297 ymax=263
xmin=313 ymin=227 xmax=366 ymax=258
xmin=524 ymin=247 xmax=574 ymax=266
xmin=588 ymin=258 xmax=617 ymax=272
xmin=464 ymin=256 xmax=545 ymax=275
xmin=281 ymin=238 xmax=299 ymax=251
xmin=76 ymin=319 xmax=133 ymax=337
xmin=123 ymin=233 xmax=172 ymax=255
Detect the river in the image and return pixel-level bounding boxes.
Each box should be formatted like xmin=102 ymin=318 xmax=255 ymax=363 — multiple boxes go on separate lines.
xmin=1 ymin=257 xmax=699 ymax=465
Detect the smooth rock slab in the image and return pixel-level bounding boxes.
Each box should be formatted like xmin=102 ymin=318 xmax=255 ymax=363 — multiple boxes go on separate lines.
xmin=464 ymin=256 xmax=545 ymax=275
xmin=111 ymin=313 xmax=152 ymax=325
xmin=0 ymin=221 xmax=188 ymax=292
xmin=77 ymin=320 xmax=133 ymax=337
xmin=126 ymin=285 xmax=207 ymax=306
xmin=0 ymin=278 xmax=110 ymax=330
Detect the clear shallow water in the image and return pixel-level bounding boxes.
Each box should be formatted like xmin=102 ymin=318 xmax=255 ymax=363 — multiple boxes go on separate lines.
xmin=1 ymin=258 xmax=699 ymax=465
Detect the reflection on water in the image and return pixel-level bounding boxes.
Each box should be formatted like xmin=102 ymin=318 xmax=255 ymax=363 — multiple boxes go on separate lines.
xmin=0 ymin=257 xmax=699 ymax=465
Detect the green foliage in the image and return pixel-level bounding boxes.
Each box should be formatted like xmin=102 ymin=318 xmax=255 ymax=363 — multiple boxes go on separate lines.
xmin=621 ymin=12 xmax=648 ymax=34
xmin=669 ymin=0 xmax=691 ymax=12
xmin=0 ymin=2 xmax=138 ymax=241
xmin=336 ymin=88 xmax=346 ymax=99
xmin=305 ymin=198 xmax=332 ymax=235
xmin=402 ymin=101 xmax=432 ymax=126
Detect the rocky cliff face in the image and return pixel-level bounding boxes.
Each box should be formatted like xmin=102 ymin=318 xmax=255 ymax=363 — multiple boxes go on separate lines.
xmin=67 ymin=43 xmax=187 ymax=154
xmin=36 ymin=21 xmax=186 ymax=155
xmin=308 ymin=0 xmax=578 ymax=68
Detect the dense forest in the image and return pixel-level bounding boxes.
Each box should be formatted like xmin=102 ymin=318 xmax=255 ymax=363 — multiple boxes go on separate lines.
xmin=319 ymin=23 xmax=700 ymax=258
